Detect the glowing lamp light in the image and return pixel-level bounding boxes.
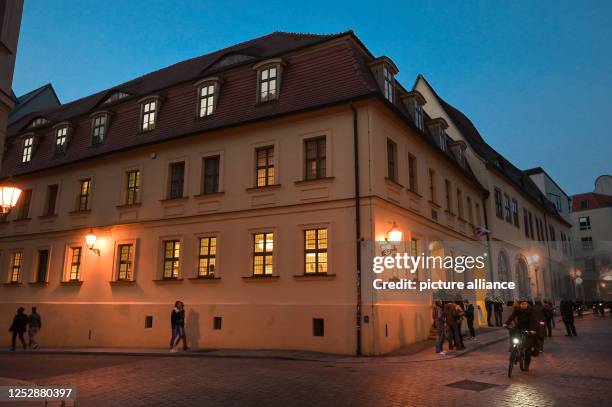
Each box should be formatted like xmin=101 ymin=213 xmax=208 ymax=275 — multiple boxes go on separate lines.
xmin=530 ymin=254 xmax=540 ymax=264
xmin=85 ymin=232 xmax=101 ymax=255
xmin=575 ymin=277 xmax=583 ymax=285
xmin=387 ymin=222 xmax=403 ymax=243
xmin=0 ymin=185 xmax=22 ymax=214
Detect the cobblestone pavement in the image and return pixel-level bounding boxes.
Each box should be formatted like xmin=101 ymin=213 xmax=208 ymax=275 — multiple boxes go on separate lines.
xmin=1 ymin=315 xmax=610 ymax=406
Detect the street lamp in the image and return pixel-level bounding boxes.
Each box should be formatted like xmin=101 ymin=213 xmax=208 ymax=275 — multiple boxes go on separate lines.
xmin=85 ymin=232 xmax=101 ymax=255
xmin=0 ymin=184 xmax=22 ymax=214
xmin=381 ymin=222 xmax=403 ymax=256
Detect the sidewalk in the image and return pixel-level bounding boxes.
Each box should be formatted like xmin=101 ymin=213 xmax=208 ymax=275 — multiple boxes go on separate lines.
xmin=0 ymin=326 xmax=510 ymax=364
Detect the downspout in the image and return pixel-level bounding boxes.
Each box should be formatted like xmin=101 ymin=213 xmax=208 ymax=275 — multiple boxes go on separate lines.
xmin=351 ymin=103 xmax=362 ymax=356
xmin=543 ymin=214 xmax=554 ymax=300
xmin=481 ymin=197 xmax=494 ymax=287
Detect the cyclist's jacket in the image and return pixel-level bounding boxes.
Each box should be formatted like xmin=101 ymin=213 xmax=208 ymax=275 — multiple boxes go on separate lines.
xmin=505 ymin=308 xmax=538 ymax=331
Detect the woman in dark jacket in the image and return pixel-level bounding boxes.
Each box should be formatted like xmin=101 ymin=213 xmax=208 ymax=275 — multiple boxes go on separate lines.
xmin=9 ymin=307 xmax=28 ymax=351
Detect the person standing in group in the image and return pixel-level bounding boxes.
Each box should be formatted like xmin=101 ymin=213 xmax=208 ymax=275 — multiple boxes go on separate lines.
xmin=560 ymin=297 xmax=577 ymax=337
xmin=543 ymin=300 xmax=554 ymax=337
xmin=454 ymin=301 xmax=465 ymax=348
xmin=494 ymin=297 xmax=504 ymax=327
xmin=463 ymin=299 xmax=476 ymax=339
xmin=170 ymin=301 xmax=189 ymax=352
xmin=432 ymin=300 xmax=446 ymax=355
xmin=485 ymin=293 xmax=494 ymax=327
xmin=27 ymin=307 xmax=42 ymax=349
xmin=444 ymin=301 xmax=464 ymax=350
xmin=9 ymin=307 xmax=28 ymax=351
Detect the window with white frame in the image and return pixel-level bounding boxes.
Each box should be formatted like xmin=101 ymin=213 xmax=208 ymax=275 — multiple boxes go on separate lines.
xmin=54 ymin=126 xmax=68 ymax=155
xmin=579 ymin=216 xmax=591 ymax=230
xmin=198 ymin=83 xmax=217 ymax=117
xmin=21 ymin=136 xmax=34 ymax=163
xmin=259 ymin=66 xmax=278 ymax=102
xmin=141 ymin=99 xmax=157 ymax=131
xmin=198 ymin=236 xmax=217 ymax=277
xmin=304 ymin=228 xmax=328 ymax=274
xmin=383 ymin=66 xmax=394 ymax=102
xmin=253 ymin=232 xmax=274 ymax=275
xmin=68 ymin=246 xmax=82 ymax=281
xmin=92 ymin=114 xmax=107 ymax=145
xmin=162 ymin=240 xmax=180 ymax=279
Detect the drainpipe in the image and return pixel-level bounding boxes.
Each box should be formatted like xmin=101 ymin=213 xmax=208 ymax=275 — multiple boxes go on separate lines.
xmin=481 ymin=197 xmax=494 ymax=288
xmin=351 ymin=103 xmax=362 ymax=356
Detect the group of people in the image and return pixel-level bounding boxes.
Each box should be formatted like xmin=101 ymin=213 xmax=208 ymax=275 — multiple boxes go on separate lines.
xmin=8 ymin=307 xmax=42 ymax=351
xmin=485 ymin=295 xmax=506 ymax=327
xmin=432 ymin=299 xmax=476 ymax=355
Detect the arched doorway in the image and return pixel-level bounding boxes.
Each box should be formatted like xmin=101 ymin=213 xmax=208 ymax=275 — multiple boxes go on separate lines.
xmin=516 ymin=257 xmax=530 ymax=299
xmin=497 ymin=250 xmax=510 ymax=300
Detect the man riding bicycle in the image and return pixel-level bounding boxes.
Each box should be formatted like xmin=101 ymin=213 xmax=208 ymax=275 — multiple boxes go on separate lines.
xmin=503 ymin=300 xmax=539 ymax=371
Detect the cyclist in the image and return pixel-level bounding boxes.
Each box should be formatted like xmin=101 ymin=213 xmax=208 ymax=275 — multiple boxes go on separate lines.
xmin=503 ymin=300 xmax=538 ymax=371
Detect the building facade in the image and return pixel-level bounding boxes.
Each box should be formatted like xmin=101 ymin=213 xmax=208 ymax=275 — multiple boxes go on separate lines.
xmin=571 ymin=175 xmax=612 ymax=300
xmin=0 ymin=31 xmax=573 ymax=354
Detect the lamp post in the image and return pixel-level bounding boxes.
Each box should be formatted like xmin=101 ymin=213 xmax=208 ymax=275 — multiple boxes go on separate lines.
xmin=381 ymin=222 xmax=402 ymax=256
xmin=85 ymin=231 xmax=101 ymax=255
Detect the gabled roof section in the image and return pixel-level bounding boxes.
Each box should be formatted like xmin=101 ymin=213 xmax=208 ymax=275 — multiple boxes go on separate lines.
xmin=9 ymin=83 xmax=61 ymax=122
xmin=202 ymin=51 xmax=257 ymax=73
xmin=572 ymin=192 xmax=612 ymax=212
xmin=416 ymin=75 xmax=568 ymax=224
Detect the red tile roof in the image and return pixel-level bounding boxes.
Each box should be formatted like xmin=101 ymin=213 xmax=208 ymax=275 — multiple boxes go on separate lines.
xmin=572 ymin=193 xmax=612 ymax=212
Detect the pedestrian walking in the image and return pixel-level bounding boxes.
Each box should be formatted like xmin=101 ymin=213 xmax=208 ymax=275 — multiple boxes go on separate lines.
xmin=27 ymin=307 xmax=42 ymax=349
xmin=9 ymin=307 xmax=28 ymax=351
xmin=170 ymin=301 xmax=189 ymax=352
xmin=432 ymin=300 xmax=446 ymax=355
xmin=533 ymin=300 xmax=546 ymax=352
xmin=560 ymin=297 xmax=577 ymax=336
xmin=463 ymin=299 xmax=476 ymax=339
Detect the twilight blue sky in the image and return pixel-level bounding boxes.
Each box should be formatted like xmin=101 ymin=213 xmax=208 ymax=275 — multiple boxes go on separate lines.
xmin=12 ymin=0 xmax=612 ymax=195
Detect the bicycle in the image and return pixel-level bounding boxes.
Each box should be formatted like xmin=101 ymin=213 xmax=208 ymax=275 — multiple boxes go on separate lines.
xmin=506 ymin=328 xmax=533 ymax=378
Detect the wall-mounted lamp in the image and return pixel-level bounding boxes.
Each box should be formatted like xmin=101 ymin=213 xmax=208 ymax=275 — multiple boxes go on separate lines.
xmin=0 ymin=183 xmax=22 ymax=214
xmin=85 ymin=232 xmax=100 ymax=255
xmin=381 ymin=222 xmax=403 ymax=256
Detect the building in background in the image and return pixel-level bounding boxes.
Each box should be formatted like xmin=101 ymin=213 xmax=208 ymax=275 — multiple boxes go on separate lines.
xmin=0 ymin=30 xmax=574 ymax=354
xmin=10 ymin=83 xmax=61 ymax=123
xmin=0 ymin=0 xmax=24 ymax=160
xmin=571 ymin=175 xmax=612 ymax=300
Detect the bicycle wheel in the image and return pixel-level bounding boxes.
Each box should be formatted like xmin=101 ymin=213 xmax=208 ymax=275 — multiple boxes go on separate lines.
xmin=519 ymin=346 xmax=526 ymax=371
xmin=508 ymin=347 xmax=517 ymax=377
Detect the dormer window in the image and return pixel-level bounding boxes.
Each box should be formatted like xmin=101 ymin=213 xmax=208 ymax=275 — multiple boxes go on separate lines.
xmin=91 ymin=113 xmax=109 ymax=145
xmin=54 ymin=126 xmax=69 ymax=156
xmin=195 ymin=78 xmax=220 ymax=118
xmin=401 ymin=91 xmax=427 ymax=131
xmin=439 ymin=132 xmax=447 ymax=152
xmin=140 ymin=98 xmax=159 ymax=132
xmin=103 ymin=91 xmax=129 ymax=105
xmin=28 ymin=117 xmax=51 ymax=129
xmin=368 ymin=57 xmax=399 ymax=104
xmin=426 ymin=118 xmax=449 ymax=153
xmin=383 ymin=66 xmax=394 ymax=102
xmin=21 ymin=136 xmax=34 ymax=163
xmin=253 ymin=59 xmax=285 ymax=103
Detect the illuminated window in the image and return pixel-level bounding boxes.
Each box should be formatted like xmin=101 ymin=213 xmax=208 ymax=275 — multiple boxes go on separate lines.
xmin=253 ymin=232 xmax=273 ymax=275
xmin=141 ymin=99 xmax=157 ymax=131
xmin=54 ymin=126 xmax=68 ymax=156
xmin=304 ymin=228 xmax=328 ymax=274
xmin=117 ymin=244 xmax=134 ymax=281
xmin=304 ymin=137 xmax=326 ymax=180
xmin=69 ymin=247 xmax=82 ymax=281
xmin=256 ymin=147 xmax=274 ymax=187
xmin=259 ymin=66 xmax=278 ymax=102
xmin=579 ymin=216 xmax=591 ymax=230
xmin=22 ymin=136 xmax=34 ymax=163
xmin=163 ymin=240 xmax=180 ymax=279
xmin=198 ymin=237 xmax=217 ymax=277
xmin=125 ymin=170 xmax=140 ymax=205
xmin=10 ymin=251 xmax=23 ymax=282
xmin=198 ymin=83 xmax=216 ymax=117
xmin=78 ymin=179 xmax=91 ymax=211
xmin=92 ymin=114 xmax=107 ymax=145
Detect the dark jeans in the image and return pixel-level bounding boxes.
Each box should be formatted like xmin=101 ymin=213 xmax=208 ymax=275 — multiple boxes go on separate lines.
xmin=466 ymin=318 xmax=476 ymax=337
xmin=544 ymin=318 xmax=553 ymax=337
xmin=170 ymin=325 xmax=188 ymax=349
xmin=11 ymin=331 xmax=26 ymax=350
xmin=485 ymin=303 xmax=493 ymax=326
xmin=562 ymin=316 xmax=577 ymax=336
xmin=447 ymin=323 xmax=462 ymax=349
xmin=494 ymin=308 xmax=503 ymax=326
xmin=435 ymin=326 xmax=445 ymax=353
